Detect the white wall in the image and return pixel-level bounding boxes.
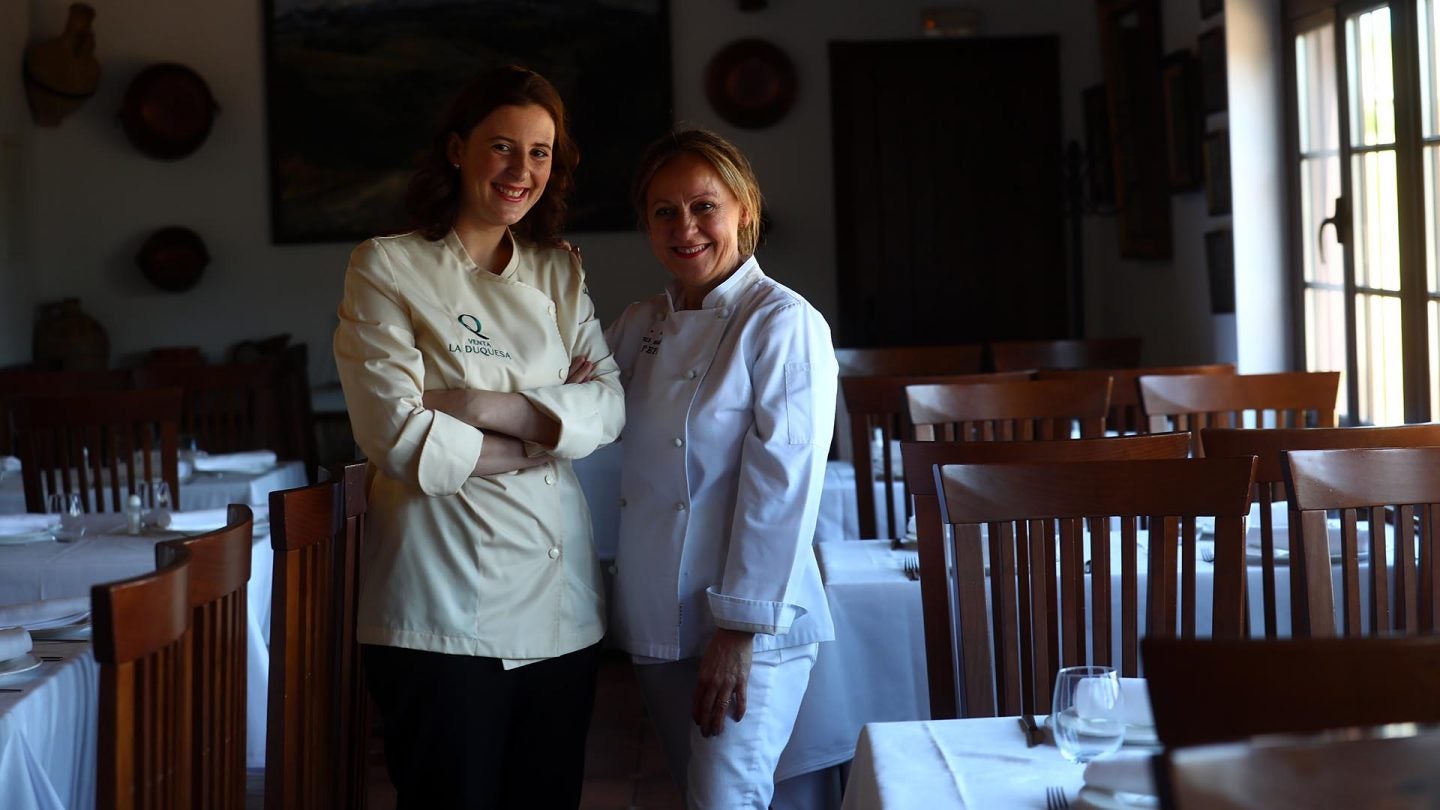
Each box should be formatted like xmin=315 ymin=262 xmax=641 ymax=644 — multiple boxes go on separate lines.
xmin=10 ymin=0 xmax=1258 ymax=383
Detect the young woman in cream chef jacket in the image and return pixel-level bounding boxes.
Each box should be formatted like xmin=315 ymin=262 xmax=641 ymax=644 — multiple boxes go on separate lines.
xmin=605 ymin=128 xmax=837 ymax=808
xmin=333 ymin=66 xmax=624 ymax=808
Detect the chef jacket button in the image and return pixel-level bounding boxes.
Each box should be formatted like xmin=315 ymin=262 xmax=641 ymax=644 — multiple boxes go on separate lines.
xmin=618 ymin=497 xmax=627 ymax=507
xmin=686 ymin=369 xmax=698 ymax=379
xmin=673 ymin=437 xmax=684 ymax=448
xmin=548 ymin=548 xmax=561 ymax=560
xmin=674 ymin=501 xmax=686 ymax=512
xmin=547 ymin=303 xmax=556 ymax=315
xmin=544 ymin=474 xmax=555 ymax=485
xmin=608 ymin=564 xmax=618 ymax=575
xmin=559 ymin=367 xmax=567 ymax=379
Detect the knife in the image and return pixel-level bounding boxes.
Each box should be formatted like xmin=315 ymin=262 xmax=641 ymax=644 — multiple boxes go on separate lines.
xmin=1018 ymin=714 xmax=1042 ymax=747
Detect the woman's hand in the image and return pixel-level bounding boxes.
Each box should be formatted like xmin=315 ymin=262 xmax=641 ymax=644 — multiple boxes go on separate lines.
xmin=565 ymin=355 xmax=597 ymax=384
xmin=692 ymin=628 xmax=755 ymax=738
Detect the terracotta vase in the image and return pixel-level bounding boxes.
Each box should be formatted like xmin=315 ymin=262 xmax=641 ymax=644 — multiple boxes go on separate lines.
xmin=33 ymin=298 xmax=110 ymax=371
xmin=23 ymin=4 xmax=101 ymax=128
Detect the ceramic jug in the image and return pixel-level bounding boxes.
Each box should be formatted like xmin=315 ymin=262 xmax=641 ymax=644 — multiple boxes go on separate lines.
xmin=23 ymin=4 xmax=101 ymax=127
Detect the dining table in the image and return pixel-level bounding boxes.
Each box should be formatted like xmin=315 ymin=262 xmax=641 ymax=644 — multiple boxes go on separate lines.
xmin=0 ymin=639 xmax=98 ymax=810
xmin=0 ymin=457 xmax=307 ymax=515
xmin=0 ymin=508 xmax=275 ymax=784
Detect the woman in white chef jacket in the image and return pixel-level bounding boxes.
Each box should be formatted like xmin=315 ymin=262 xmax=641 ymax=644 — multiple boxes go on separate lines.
xmin=334 ymin=66 xmax=624 ymax=808
xmin=605 ymin=128 xmax=837 ymax=808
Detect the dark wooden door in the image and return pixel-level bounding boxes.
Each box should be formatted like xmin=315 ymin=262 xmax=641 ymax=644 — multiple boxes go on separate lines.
xmin=830 ymin=38 xmax=1066 ymax=347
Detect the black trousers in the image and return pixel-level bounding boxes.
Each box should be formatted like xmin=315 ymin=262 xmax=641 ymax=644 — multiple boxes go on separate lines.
xmin=363 ymin=642 xmax=601 ymax=810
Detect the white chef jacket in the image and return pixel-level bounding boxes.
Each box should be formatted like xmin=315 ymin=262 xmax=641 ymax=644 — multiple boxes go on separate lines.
xmin=334 ymin=229 xmax=624 ymax=662
xmin=605 ymin=257 xmax=837 ymax=660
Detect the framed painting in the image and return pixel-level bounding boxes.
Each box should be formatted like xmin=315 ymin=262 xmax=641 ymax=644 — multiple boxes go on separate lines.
xmin=263 ymin=0 xmax=672 ymax=243
xmin=1161 ymin=50 xmax=1203 ymax=191
xmin=1082 ymin=84 xmax=1116 ymax=208
xmin=1203 ymin=129 xmax=1232 ymax=215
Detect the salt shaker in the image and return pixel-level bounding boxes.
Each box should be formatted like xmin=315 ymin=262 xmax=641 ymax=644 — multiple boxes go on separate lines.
xmin=125 ymin=493 xmax=143 ymax=535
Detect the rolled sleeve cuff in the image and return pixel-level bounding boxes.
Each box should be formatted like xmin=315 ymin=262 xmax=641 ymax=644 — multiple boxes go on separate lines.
xmin=414 ymin=413 xmax=485 ymax=496
xmin=706 ymin=587 xmax=807 ymax=635
xmin=516 ymin=388 xmax=598 ymax=459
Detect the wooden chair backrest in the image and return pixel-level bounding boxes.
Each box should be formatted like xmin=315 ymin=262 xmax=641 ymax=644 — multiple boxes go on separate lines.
xmin=835 ymin=344 xmax=984 ymax=377
xmin=1283 ymin=446 xmax=1440 ymax=639
xmin=906 ymin=377 xmax=1113 ymax=442
xmin=1139 ymin=371 xmax=1341 ymax=454
xmin=15 ymin=389 xmax=182 ymax=513
xmin=143 ymin=346 xmax=205 ymax=368
xmin=155 ymin=504 xmax=254 ymax=810
xmin=266 ymin=462 xmax=370 ymax=810
xmin=987 ymin=337 xmax=1142 ymax=372
xmin=1143 ymin=636 xmax=1440 ymax=748
xmin=0 ymin=367 xmax=132 ymax=455
xmin=1202 ymin=424 xmax=1440 ymax=639
xmin=935 ymin=456 xmax=1255 ymax=717
xmin=1037 ymin=363 xmax=1234 ymax=434
xmin=93 ymin=547 xmax=193 ymax=810
xmin=134 ymin=362 xmax=280 ymax=454
xmin=900 ymin=433 xmax=1192 ymax=719
xmin=841 ymin=371 xmax=1033 ymax=539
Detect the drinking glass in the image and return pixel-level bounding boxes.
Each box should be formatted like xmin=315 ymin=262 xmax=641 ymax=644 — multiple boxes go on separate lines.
xmin=47 ymin=491 xmax=86 ymax=542
xmin=1051 ymin=665 xmax=1125 ymax=763
xmin=150 ymin=480 xmax=172 ymax=510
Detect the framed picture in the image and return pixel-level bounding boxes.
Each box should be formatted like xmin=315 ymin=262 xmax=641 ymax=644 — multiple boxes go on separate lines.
xmin=1082 ymin=84 xmax=1116 ymax=207
xmin=1205 ymin=228 xmax=1235 ymax=314
xmin=1203 ymin=130 xmax=1232 ymax=215
xmin=1200 ymin=0 xmax=1223 ymax=19
xmin=1161 ymin=51 xmax=1203 ymax=191
xmin=262 ymin=0 xmax=671 ymax=243
xmin=1198 ymin=27 xmax=1228 ymax=114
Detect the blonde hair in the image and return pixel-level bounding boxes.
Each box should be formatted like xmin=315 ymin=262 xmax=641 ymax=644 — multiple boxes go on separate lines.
xmin=630 ymin=127 xmax=764 ymax=256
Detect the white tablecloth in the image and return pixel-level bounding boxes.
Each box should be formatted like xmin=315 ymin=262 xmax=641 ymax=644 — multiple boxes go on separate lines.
xmin=842 ymin=717 xmax=1086 ymax=809
xmin=0 ymin=460 xmax=306 ymax=515
xmin=0 ymin=512 xmax=274 ymax=769
xmin=816 ymin=461 xmax=909 ymax=541
xmin=0 ymin=640 xmax=99 ymax=810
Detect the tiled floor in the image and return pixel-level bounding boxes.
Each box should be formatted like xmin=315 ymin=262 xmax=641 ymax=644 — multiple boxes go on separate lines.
xmin=249 ymin=650 xmax=684 ymax=809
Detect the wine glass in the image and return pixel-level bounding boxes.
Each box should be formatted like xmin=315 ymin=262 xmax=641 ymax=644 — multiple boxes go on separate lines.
xmin=47 ymin=491 xmax=86 ymax=542
xmin=1051 ymin=665 xmax=1125 ymax=763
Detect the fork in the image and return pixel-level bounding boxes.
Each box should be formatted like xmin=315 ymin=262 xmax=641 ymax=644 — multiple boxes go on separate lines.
xmin=901 ymin=556 xmax=920 ymax=581
xmin=1045 ymin=785 xmax=1071 ymax=810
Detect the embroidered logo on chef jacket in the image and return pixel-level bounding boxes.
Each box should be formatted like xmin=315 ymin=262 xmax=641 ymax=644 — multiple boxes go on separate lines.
xmin=449 ymin=313 xmax=514 ymax=359
xmin=639 ymin=325 xmax=663 ymax=356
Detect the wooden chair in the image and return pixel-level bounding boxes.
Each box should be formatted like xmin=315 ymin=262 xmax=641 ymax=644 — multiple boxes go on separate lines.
xmin=1038 ymin=363 xmax=1234 ymax=434
xmin=841 ymin=371 xmax=1033 ymax=538
xmin=1138 ymin=371 xmax=1341 ymax=455
xmin=901 ymin=433 xmax=1192 ymax=719
xmin=266 ymin=461 xmax=370 ymax=810
xmin=906 ymin=377 xmax=1113 ymax=442
xmin=0 ymin=367 xmax=131 ymax=455
xmin=1202 ymin=424 xmax=1440 ymax=639
xmin=92 ymin=546 xmax=194 ymax=810
xmin=134 ymin=362 xmax=280 ymax=454
xmin=835 ymin=345 xmax=984 ymax=377
xmin=1143 ymin=635 xmax=1440 ymax=748
xmin=1284 ymin=446 xmax=1440 ymax=639
xmin=155 ymin=504 xmax=254 ymax=810
xmin=986 ymin=337 xmax=1142 ymax=372
xmin=143 ymin=346 xmax=206 ymax=367
xmin=14 ymin=388 xmax=182 ymax=513
xmin=934 ymin=456 xmax=1255 ymax=717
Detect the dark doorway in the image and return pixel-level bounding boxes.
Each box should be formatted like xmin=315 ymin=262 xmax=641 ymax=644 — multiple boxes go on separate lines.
xmin=830 ymin=38 xmax=1066 ymax=346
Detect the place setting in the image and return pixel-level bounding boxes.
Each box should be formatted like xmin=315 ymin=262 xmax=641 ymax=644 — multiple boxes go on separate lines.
xmin=1040 ymin=666 xmax=1160 ymax=810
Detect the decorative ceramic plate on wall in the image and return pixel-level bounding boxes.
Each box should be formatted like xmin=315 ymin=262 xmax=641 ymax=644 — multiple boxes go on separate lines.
xmin=704 ymin=38 xmax=797 ymax=129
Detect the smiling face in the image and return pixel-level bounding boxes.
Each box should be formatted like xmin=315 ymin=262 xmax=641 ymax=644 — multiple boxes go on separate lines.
xmin=644 ymin=152 xmax=751 ymax=309
xmin=447 ymin=103 xmax=555 ymax=235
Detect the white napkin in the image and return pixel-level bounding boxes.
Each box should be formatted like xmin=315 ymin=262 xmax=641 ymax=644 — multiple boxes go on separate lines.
xmin=0 ymin=514 xmax=60 ymax=535
xmin=1120 ymin=677 xmax=1153 ymax=728
xmin=0 ymin=596 xmax=91 ymax=630
xmin=1082 ymin=750 xmax=1156 ymax=796
xmin=167 ymin=507 xmax=233 ymax=532
xmin=0 ymin=626 xmax=33 ymax=662
xmin=0 ymin=456 xmax=19 ymax=473
xmin=193 ymin=450 xmax=277 ymax=474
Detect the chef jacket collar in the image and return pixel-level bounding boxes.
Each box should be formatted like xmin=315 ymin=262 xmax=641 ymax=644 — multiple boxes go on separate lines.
xmin=665 ymin=255 xmax=762 ymax=315
xmin=442 ymin=228 xmax=521 ymax=279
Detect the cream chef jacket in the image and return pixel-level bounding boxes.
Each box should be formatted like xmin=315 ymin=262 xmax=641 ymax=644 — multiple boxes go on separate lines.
xmin=334 ymin=229 xmax=625 ymax=662
xmin=605 ymin=257 xmax=837 ymax=660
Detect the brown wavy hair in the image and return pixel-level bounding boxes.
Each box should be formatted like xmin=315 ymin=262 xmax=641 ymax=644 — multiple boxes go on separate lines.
xmin=405 ymin=65 xmax=578 ymax=244
xmin=630 ymin=127 xmax=764 ymax=257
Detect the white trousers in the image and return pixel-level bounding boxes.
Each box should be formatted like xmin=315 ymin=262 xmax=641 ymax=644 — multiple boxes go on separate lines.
xmin=634 ymin=643 xmax=819 ymax=810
